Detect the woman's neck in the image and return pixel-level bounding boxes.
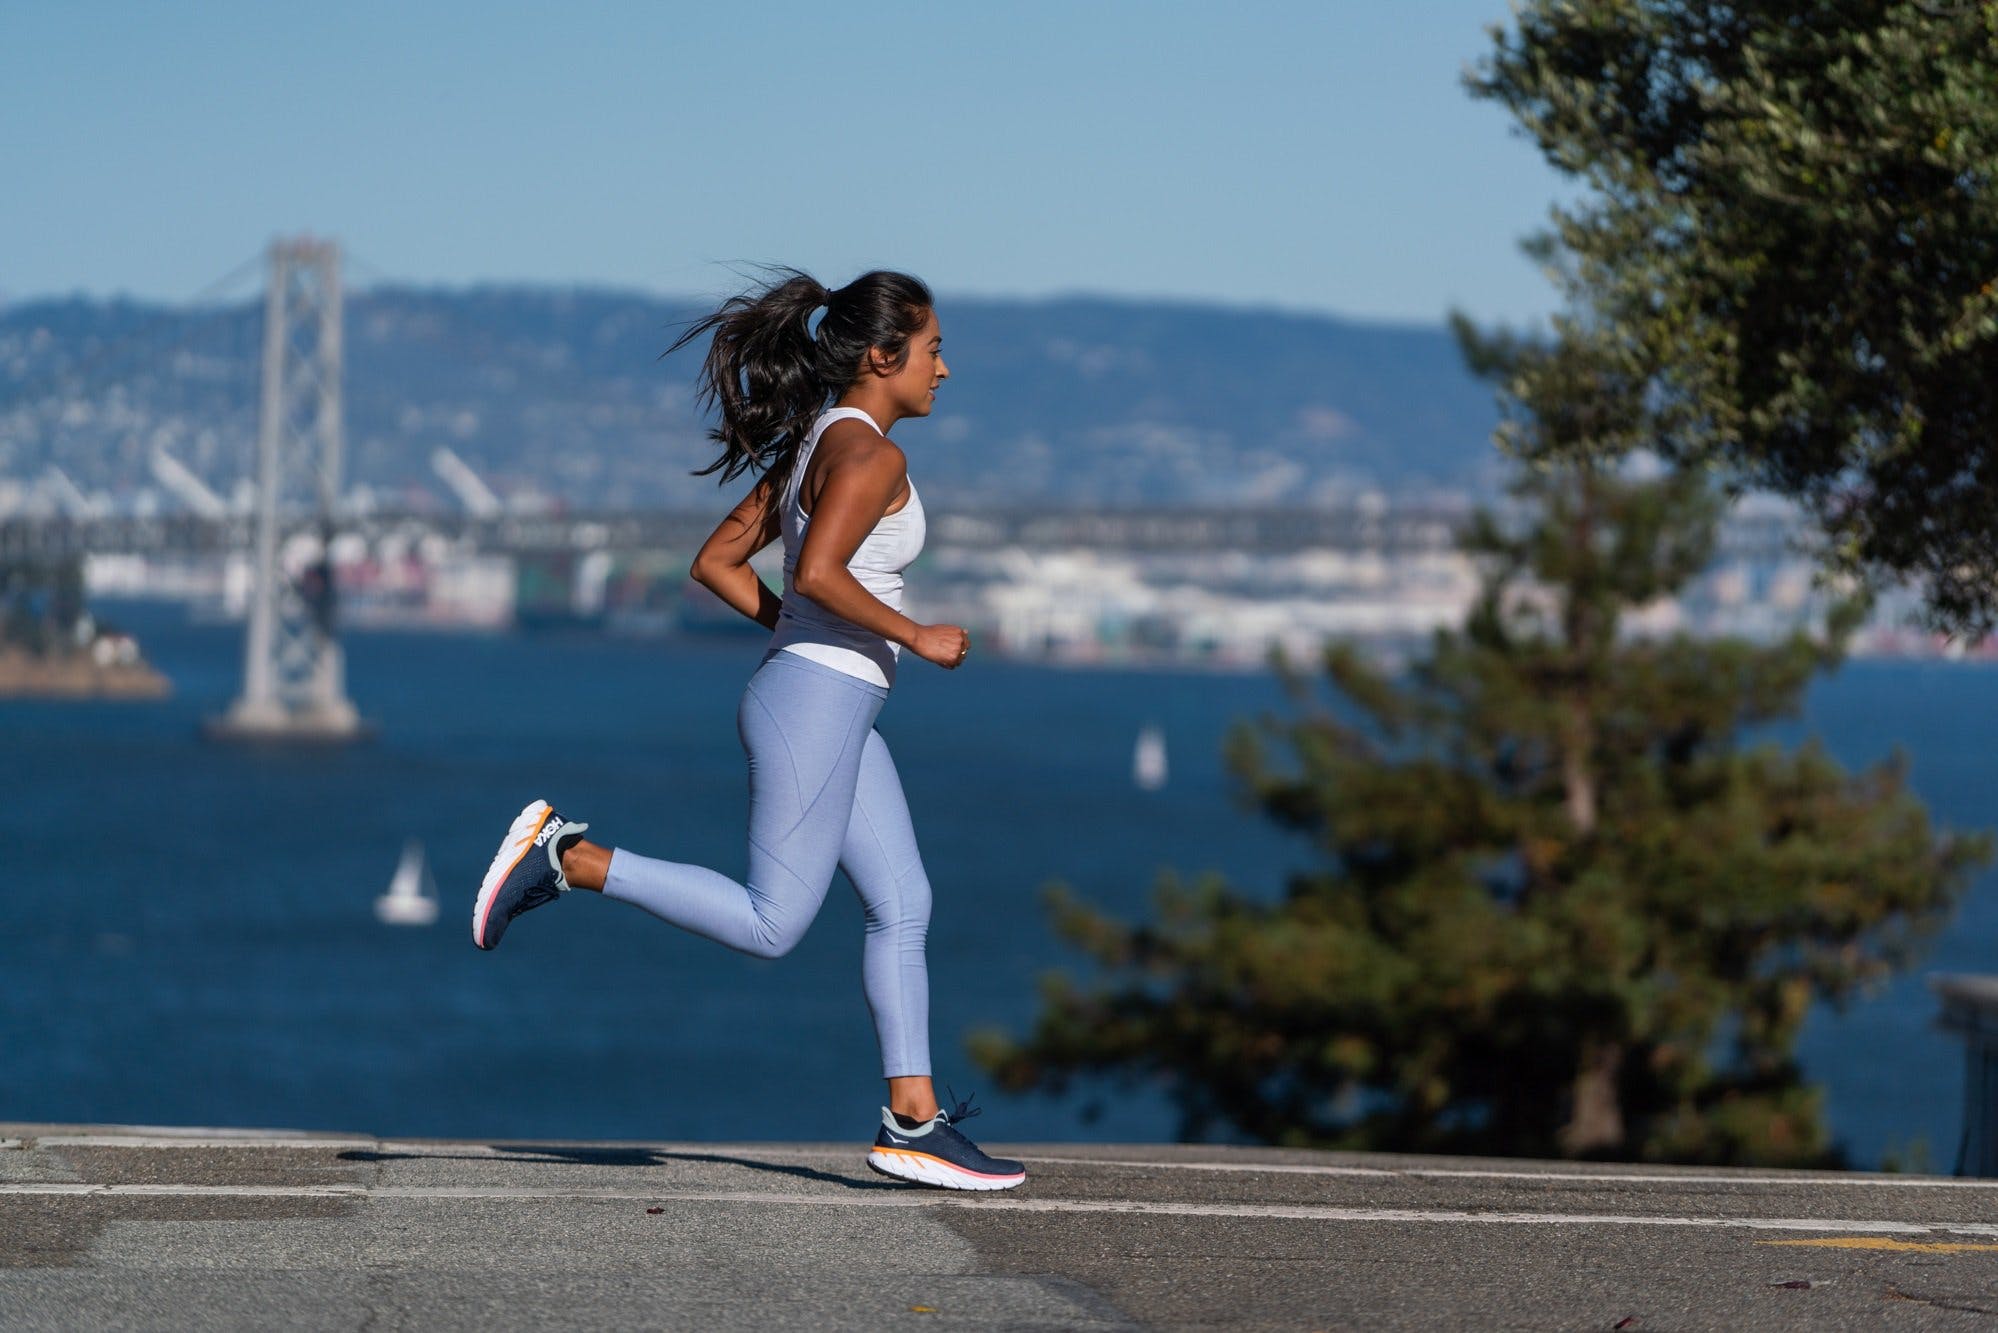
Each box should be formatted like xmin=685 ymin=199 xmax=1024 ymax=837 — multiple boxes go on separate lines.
xmin=835 ymin=390 xmax=901 ymax=433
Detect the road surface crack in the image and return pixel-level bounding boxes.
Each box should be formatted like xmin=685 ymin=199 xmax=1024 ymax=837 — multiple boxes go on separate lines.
xmin=1883 ymin=1282 xmax=1998 ymax=1315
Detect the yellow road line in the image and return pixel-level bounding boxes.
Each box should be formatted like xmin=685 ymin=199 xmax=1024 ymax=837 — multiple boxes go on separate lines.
xmin=1760 ymin=1236 xmax=1998 ymax=1253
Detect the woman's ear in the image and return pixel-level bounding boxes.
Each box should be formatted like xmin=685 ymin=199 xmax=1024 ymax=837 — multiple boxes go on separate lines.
xmin=862 ymin=344 xmax=892 ymax=378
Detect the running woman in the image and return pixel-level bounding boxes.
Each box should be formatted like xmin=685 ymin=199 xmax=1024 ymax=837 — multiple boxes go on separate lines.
xmin=470 ymin=268 xmax=1025 ymax=1192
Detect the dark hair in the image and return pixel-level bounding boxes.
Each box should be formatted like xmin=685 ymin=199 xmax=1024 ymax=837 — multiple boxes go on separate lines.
xmin=666 ymin=266 xmax=934 ymax=488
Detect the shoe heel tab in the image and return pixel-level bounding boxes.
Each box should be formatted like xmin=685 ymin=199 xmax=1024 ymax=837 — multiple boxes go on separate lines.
xmin=546 ymin=819 xmax=590 ymax=887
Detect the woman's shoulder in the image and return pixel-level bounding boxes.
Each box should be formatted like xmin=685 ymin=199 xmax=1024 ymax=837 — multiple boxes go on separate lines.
xmin=819 ymin=416 xmax=906 ymax=467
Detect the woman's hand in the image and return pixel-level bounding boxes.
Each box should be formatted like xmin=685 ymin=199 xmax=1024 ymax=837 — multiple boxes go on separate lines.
xmin=910 ymin=622 xmax=971 ymax=670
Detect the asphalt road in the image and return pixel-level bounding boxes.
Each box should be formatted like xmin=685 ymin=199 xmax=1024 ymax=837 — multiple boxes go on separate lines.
xmin=5 ymin=1123 xmax=1998 ymax=1330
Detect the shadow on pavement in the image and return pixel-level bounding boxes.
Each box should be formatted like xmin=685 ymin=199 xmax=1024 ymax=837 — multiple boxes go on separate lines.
xmin=337 ymin=1144 xmax=899 ymax=1190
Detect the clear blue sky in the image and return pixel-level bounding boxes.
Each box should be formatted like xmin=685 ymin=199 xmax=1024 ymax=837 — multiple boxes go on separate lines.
xmin=3 ymin=1 xmax=1580 ymax=328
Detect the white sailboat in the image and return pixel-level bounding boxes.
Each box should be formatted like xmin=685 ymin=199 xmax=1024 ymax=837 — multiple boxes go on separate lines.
xmin=1133 ymin=722 xmax=1168 ymax=791
xmin=376 ymin=838 xmax=439 ymax=926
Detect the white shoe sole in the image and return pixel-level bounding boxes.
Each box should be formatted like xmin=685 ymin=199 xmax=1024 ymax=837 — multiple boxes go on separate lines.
xmin=472 ymin=799 xmax=555 ymax=949
xmin=867 ymin=1146 xmax=1026 ymax=1191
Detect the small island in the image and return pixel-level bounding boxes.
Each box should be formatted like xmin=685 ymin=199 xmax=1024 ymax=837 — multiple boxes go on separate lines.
xmin=0 ymin=556 xmax=170 ymax=699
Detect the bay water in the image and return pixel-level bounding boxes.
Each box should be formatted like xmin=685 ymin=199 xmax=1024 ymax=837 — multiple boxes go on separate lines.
xmin=6 ymin=600 xmax=1994 ymax=1169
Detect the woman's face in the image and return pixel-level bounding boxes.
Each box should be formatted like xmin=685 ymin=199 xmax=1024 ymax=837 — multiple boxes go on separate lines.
xmin=873 ymin=306 xmax=949 ymax=417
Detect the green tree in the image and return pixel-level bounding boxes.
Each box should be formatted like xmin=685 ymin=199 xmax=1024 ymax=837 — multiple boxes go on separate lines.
xmin=975 ymin=442 xmax=1988 ymax=1163
xmin=0 ymin=557 xmax=65 ymax=657
xmin=1462 ymin=0 xmax=1998 ymax=633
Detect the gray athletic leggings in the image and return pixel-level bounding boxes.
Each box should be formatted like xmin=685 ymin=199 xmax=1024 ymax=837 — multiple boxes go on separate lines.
xmin=602 ymin=647 xmax=932 ymax=1078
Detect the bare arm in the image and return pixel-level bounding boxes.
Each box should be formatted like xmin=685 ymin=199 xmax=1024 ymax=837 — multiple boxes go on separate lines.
xmin=690 ymin=470 xmax=784 ymax=631
xmin=796 ymin=422 xmax=969 ymax=669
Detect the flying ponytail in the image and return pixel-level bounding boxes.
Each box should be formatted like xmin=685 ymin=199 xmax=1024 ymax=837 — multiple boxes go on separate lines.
xmin=666 ymin=266 xmax=935 ymax=489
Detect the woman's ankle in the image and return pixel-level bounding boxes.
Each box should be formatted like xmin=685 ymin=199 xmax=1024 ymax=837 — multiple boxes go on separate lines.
xmin=561 ymin=839 xmax=611 ymax=892
xmin=887 ymin=1076 xmax=939 ymax=1122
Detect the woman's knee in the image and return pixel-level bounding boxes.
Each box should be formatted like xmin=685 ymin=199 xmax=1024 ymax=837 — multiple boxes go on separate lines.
xmin=902 ymin=870 xmax=933 ymax=926
xmin=746 ymin=913 xmax=810 ymax=959
xmin=863 ymin=867 xmax=932 ymax=935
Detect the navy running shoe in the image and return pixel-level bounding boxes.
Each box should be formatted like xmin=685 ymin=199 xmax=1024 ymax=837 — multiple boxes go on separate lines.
xmin=866 ymin=1091 xmax=1026 ymax=1191
xmin=472 ymin=799 xmax=589 ymax=951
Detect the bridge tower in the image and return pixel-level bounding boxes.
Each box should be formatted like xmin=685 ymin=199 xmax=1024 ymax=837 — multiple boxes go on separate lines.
xmin=207 ymin=236 xmax=368 ymax=742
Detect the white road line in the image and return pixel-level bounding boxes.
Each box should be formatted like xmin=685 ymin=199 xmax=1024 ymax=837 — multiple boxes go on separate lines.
xmin=20 ymin=1136 xmax=845 ymax=1157
xmin=31 ymin=1136 xmax=381 ymax=1151
xmin=2 ymin=1181 xmax=1997 ymax=1237
xmin=1018 ymin=1159 xmax=1393 ymax=1179
xmin=1022 ymin=1157 xmax=1998 ymax=1191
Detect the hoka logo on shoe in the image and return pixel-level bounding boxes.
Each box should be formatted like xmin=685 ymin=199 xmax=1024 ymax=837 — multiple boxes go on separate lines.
xmin=534 ymin=819 xmax=561 ymax=847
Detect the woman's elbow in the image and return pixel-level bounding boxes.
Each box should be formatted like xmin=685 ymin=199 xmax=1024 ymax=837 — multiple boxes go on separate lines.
xmin=792 ymin=564 xmax=833 ymax=600
xmin=690 ymin=554 xmax=728 ymax=590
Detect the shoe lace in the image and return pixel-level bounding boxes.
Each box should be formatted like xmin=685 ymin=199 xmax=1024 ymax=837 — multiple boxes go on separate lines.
xmin=941 ymin=1085 xmax=983 ymax=1127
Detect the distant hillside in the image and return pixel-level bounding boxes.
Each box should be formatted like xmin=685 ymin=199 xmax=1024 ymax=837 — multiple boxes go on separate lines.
xmin=0 ymin=286 xmax=1506 ymax=511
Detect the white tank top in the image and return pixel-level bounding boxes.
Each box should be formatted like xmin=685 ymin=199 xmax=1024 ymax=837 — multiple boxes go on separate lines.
xmin=764 ymin=406 xmax=927 ymax=687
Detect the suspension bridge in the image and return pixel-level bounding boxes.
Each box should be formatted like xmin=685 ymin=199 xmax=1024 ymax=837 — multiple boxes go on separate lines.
xmin=0 ymin=239 xmax=1821 ymax=725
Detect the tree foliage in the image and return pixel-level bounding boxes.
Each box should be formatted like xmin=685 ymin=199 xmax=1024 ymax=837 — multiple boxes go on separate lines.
xmin=0 ymin=556 xmax=85 ymax=657
xmin=974 ymin=450 xmax=1989 ymax=1164
xmin=973 ymin=0 xmax=1997 ymax=1167
xmin=1462 ymin=1 xmax=1998 ymax=633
